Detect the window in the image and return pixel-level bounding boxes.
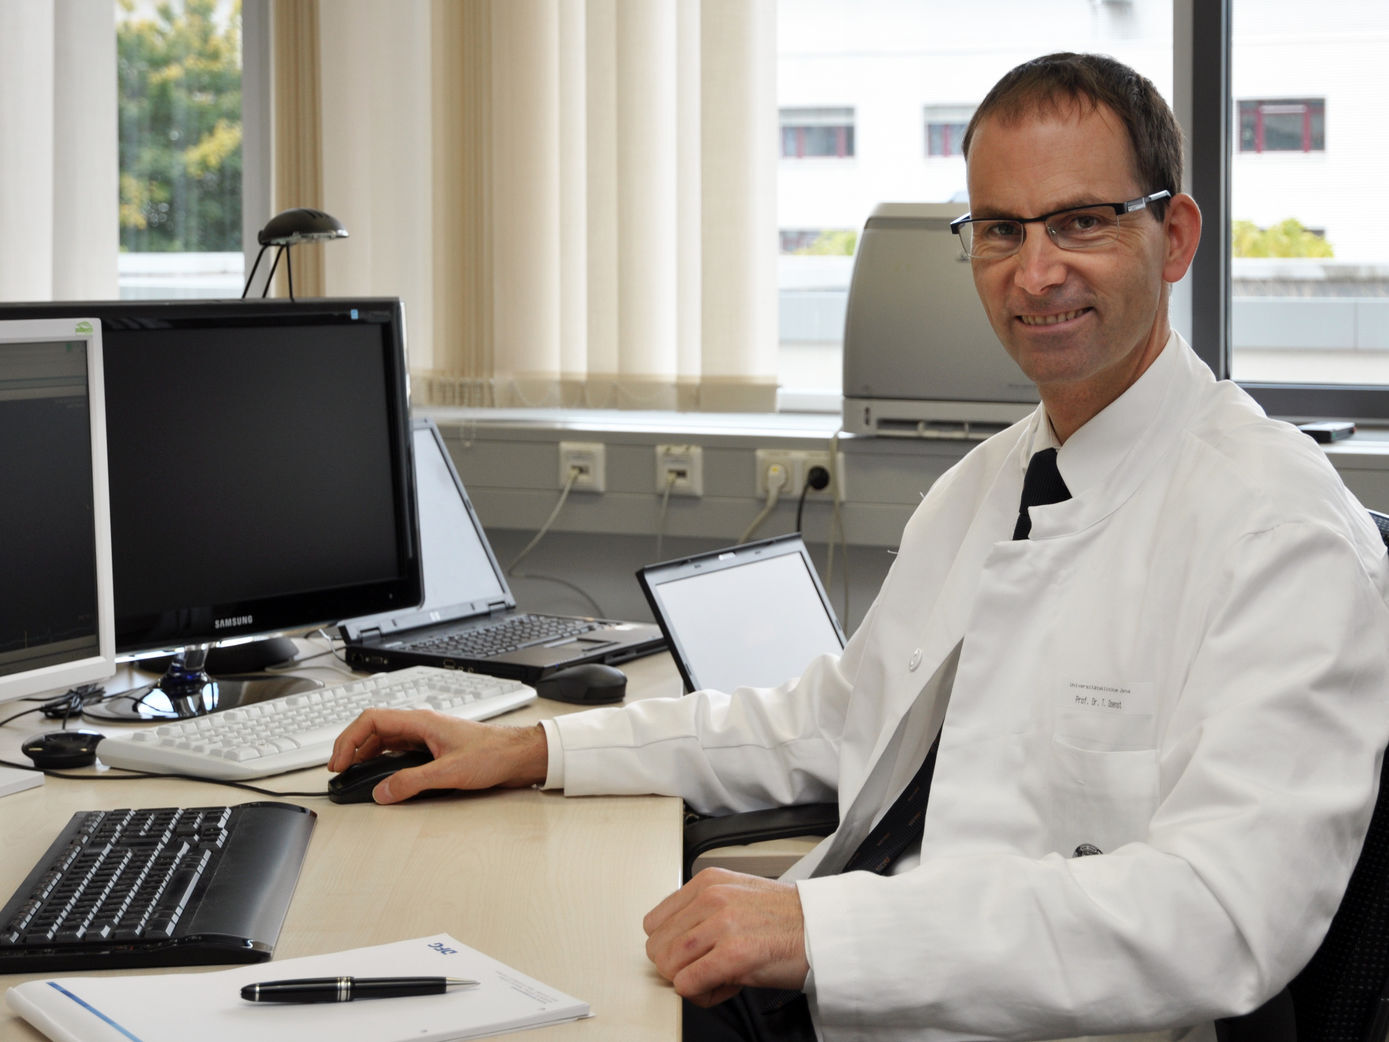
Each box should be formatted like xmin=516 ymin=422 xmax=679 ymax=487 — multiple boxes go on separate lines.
xmin=1217 ymin=0 xmax=1389 ymax=403
xmin=779 ymin=107 xmax=855 ymax=159
xmin=924 ymin=106 xmax=973 ymax=158
xmin=1238 ymin=98 xmax=1326 ymax=153
xmin=775 ymin=1 xmax=1173 ymax=402
xmin=116 ymin=0 xmax=244 ymax=299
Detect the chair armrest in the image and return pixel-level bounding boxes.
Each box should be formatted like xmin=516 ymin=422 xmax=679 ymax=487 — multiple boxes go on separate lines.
xmin=683 ymin=803 xmax=839 ymax=880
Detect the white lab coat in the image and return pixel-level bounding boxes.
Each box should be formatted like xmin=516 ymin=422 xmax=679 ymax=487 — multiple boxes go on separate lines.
xmin=550 ymin=334 xmax=1389 ymax=1041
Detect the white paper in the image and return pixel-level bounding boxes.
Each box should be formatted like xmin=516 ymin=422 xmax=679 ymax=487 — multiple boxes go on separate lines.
xmin=6 ymin=933 xmax=589 ymax=1042
xmin=0 ymin=766 xmax=42 ymax=800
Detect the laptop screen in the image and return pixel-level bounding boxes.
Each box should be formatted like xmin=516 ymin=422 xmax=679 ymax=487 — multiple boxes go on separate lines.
xmin=411 ymin=421 xmax=510 ymax=612
xmin=638 ymin=535 xmax=845 ymax=693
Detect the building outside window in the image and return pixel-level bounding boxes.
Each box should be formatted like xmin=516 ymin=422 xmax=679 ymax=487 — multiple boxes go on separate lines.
xmin=1238 ymin=98 xmax=1326 ymax=153
xmin=924 ymin=105 xmax=973 ymax=158
xmin=779 ymin=107 xmax=856 ymax=159
xmin=776 ymin=0 xmax=1389 ymax=406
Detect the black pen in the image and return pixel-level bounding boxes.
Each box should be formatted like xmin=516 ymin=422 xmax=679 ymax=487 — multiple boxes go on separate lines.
xmin=240 ymin=975 xmax=479 ymax=1003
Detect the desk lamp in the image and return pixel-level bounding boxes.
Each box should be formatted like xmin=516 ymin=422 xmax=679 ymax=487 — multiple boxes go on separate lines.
xmin=240 ymin=207 xmax=349 ymax=300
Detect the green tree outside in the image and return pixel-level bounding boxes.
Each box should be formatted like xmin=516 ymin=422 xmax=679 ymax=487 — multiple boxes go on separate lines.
xmin=118 ymin=0 xmax=243 ymax=253
xmin=795 ymin=229 xmax=859 ymax=256
xmin=1232 ymin=218 xmax=1334 ymax=259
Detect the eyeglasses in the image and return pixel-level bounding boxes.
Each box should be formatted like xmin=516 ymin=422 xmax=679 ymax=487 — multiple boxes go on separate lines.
xmin=949 ymin=190 xmax=1172 ymax=260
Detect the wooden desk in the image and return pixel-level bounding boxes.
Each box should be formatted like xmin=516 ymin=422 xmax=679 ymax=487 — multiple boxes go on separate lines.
xmin=0 ymin=650 xmax=687 ymax=1041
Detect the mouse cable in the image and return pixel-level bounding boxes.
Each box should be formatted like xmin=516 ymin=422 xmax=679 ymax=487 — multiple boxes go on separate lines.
xmin=0 ymin=705 xmax=48 ymax=728
xmin=277 ymin=628 xmax=351 ymax=669
xmin=2 ymin=685 xmax=105 ymax=730
xmin=0 ymin=756 xmax=330 ymax=799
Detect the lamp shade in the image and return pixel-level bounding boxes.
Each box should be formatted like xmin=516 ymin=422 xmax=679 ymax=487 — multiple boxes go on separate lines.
xmin=257 ymin=207 xmax=349 ymax=246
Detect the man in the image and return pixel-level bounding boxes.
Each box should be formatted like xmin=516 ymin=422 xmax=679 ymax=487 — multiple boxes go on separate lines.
xmin=330 ymin=54 xmax=1389 ymax=1041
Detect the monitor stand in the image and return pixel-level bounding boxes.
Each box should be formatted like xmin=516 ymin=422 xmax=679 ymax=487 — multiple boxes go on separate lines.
xmin=83 ymin=643 xmax=320 ymax=722
xmin=132 ymin=636 xmax=300 ymax=677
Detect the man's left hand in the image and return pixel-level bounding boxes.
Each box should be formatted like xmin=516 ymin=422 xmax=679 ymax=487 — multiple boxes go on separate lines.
xmin=642 ymin=868 xmax=810 ymax=1007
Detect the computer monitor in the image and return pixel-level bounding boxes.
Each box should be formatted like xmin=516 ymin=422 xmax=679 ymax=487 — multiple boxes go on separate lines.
xmin=0 ymin=298 xmax=422 ymax=720
xmin=0 ymin=317 xmax=116 ymax=705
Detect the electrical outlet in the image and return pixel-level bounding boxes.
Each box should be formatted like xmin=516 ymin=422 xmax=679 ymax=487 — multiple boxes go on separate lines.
xmin=800 ymin=450 xmax=844 ymax=500
xmin=558 ymin=441 xmax=606 ymax=492
xmin=754 ymin=449 xmax=845 ymax=499
xmin=755 ymin=450 xmax=797 ymax=496
xmin=655 ymin=444 xmax=703 ymax=496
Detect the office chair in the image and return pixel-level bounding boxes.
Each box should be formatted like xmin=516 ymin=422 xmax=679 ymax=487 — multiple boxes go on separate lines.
xmin=1217 ymin=509 xmax=1389 ymax=1042
xmin=1216 ymin=750 xmax=1389 ymax=1042
xmin=683 ymin=802 xmax=838 ymax=880
xmin=1371 ymin=510 xmax=1389 ymax=548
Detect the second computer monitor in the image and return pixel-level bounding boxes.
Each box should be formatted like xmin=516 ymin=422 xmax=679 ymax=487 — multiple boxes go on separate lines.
xmin=0 ymin=317 xmax=115 ymax=704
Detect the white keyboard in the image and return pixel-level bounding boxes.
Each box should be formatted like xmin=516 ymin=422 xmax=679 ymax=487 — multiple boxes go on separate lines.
xmin=96 ymin=666 xmax=537 ymax=781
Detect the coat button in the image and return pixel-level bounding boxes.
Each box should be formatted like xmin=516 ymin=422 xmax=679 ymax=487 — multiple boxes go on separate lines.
xmin=908 ymin=648 xmax=923 ymax=671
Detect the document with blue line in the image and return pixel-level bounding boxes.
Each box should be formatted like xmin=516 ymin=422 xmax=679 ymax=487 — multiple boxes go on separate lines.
xmin=6 ymin=933 xmax=589 ymax=1042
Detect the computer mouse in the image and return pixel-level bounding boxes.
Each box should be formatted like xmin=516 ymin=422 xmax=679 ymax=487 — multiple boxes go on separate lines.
xmin=328 ymin=748 xmax=436 ymax=804
xmin=22 ymin=729 xmax=105 ymax=769
xmin=534 ymin=663 xmax=627 ymax=705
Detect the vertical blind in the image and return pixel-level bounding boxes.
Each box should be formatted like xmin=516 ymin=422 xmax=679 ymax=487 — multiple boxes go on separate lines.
xmin=0 ymin=0 xmax=117 ymax=301
xmin=279 ymin=0 xmax=779 ymax=411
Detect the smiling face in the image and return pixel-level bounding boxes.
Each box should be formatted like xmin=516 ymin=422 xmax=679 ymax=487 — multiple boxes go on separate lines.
xmin=964 ymin=101 xmax=1199 ymax=440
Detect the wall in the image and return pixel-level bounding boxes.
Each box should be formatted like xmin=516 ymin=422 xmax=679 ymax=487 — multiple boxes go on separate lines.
xmin=428 ymin=409 xmax=1389 ymax=638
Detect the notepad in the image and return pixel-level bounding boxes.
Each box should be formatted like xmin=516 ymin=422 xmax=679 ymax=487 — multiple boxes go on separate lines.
xmin=0 ymin=766 xmax=42 ymax=800
xmin=6 ymin=933 xmax=589 ymax=1042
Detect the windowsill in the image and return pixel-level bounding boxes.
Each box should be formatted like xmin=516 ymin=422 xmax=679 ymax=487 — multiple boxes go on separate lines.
xmin=419 ymin=404 xmax=847 ymax=439
xmin=420 ymin=404 xmax=1389 ymax=460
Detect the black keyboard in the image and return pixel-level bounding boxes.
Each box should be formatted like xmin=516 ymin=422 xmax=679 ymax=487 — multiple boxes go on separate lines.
xmin=0 ymin=802 xmax=315 ymax=973
xmin=412 ymin=613 xmax=599 ymax=657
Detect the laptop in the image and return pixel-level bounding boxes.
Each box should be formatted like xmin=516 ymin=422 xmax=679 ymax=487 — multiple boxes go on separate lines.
xmin=637 ymin=534 xmax=846 ymax=693
xmin=341 ymin=419 xmax=665 ymax=681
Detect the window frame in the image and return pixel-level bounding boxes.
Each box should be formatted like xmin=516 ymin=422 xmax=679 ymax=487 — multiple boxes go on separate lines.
xmin=242 ymin=0 xmax=271 ymax=280
xmin=1188 ymin=0 xmax=1389 ymax=422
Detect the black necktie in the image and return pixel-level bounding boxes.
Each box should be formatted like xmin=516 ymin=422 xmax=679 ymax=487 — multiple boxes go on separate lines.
xmin=840 ymin=448 xmax=1072 ymax=875
xmin=1012 ymin=447 xmax=1071 ymax=540
xmin=841 ymin=736 xmax=940 ymax=874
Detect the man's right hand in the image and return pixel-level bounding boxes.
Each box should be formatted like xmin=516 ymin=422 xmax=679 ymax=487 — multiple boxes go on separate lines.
xmin=328 ymin=709 xmax=549 ymax=803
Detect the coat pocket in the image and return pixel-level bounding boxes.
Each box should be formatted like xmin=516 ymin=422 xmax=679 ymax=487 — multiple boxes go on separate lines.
xmin=1047 ymin=739 xmax=1160 ymax=857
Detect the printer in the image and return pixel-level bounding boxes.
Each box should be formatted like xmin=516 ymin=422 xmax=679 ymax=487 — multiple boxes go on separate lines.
xmin=841 ymin=202 xmax=1038 ymax=438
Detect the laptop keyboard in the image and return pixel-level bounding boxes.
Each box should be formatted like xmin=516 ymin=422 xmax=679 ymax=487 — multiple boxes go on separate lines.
xmin=411 ymin=613 xmax=599 ymax=657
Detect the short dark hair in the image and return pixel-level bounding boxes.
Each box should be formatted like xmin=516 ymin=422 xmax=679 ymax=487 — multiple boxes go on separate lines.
xmin=961 ymin=52 xmax=1182 ymax=220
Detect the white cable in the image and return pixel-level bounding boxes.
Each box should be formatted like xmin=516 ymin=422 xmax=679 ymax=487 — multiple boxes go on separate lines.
xmin=506 ymin=466 xmax=580 ymax=575
xmin=824 ymin=430 xmax=851 ymax=625
xmin=655 ymin=470 xmax=677 ymax=562
xmin=504 ymin=468 xmax=607 ymax=616
xmin=739 ymin=463 xmax=788 ymax=544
